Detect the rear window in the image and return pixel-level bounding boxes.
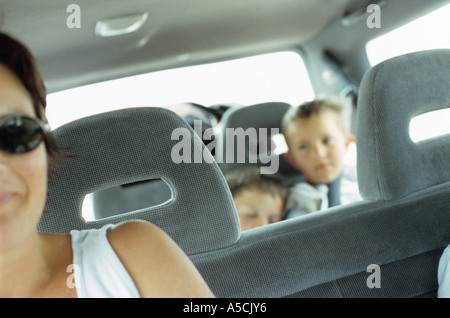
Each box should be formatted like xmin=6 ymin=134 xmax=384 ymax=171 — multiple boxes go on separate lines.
xmin=365 ymin=4 xmax=450 ymax=66
xmin=46 ymin=51 xmax=314 ymax=129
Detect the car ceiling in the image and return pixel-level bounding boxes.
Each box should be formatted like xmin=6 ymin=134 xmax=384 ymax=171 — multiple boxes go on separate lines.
xmin=0 ymin=0 xmax=447 ymax=93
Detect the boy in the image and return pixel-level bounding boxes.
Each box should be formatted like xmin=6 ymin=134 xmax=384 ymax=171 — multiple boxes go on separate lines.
xmin=225 ymin=168 xmax=288 ymax=231
xmin=281 ymin=99 xmax=361 ymax=217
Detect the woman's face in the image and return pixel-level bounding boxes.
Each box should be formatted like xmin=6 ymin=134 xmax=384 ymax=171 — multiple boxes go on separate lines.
xmin=0 ymin=64 xmax=48 ymax=249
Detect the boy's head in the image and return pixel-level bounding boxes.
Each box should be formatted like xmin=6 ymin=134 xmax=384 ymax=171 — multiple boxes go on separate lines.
xmin=282 ymin=99 xmax=354 ymax=186
xmin=225 ymin=168 xmax=288 ymax=231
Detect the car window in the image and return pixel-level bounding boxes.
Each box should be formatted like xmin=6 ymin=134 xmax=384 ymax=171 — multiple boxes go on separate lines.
xmin=410 ymin=108 xmax=450 ymax=143
xmin=50 ymin=50 xmax=313 ymax=221
xmin=46 ymin=51 xmax=314 ymax=129
xmin=366 ymin=4 xmax=450 ymax=145
xmin=365 ymin=4 xmax=450 ymax=66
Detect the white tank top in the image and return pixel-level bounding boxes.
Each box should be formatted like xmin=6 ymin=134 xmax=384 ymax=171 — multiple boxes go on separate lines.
xmin=70 ymin=224 xmax=140 ymax=298
xmin=438 ymin=245 xmax=450 ymax=298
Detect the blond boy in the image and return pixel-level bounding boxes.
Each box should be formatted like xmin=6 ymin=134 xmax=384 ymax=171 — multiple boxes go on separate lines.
xmin=281 ymin=99 xmax=360 ymax=216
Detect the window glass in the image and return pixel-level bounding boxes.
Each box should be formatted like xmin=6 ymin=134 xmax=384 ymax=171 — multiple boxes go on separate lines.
xmin=410 ymin=108 xmax=450 ymax=143
xmin=46 ymin=51 xmax=314 ymax=129
xmin=366 ymin=4 xmax=450 ymax=66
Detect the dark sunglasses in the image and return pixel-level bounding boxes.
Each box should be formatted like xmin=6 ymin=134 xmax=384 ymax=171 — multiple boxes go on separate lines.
xmin=0 ymin=115 xmax=50 ymax=154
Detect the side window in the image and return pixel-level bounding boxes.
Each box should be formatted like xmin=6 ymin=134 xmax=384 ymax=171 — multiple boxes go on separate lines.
xmin=365 ymin=4 xmax=450 ymax=66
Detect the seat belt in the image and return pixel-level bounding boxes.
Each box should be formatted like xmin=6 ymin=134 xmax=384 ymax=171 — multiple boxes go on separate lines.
xmin=328 ymin=174 xmax=342 ymax=207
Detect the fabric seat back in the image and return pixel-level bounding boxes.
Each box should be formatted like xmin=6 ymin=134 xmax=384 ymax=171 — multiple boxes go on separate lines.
xmin=39 ymin=107 xmax=240 ymax=256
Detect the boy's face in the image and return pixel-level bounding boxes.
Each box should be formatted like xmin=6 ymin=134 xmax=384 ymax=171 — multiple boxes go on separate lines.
xmin=234 ymin=188 xmax=284 ymax=231
xmin=284 ymin=110 xmax=352 ymax=185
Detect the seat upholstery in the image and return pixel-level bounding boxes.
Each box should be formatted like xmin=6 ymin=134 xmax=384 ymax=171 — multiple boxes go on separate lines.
xmin=39 ymin=50 xmax=449 ymax=298
xmin=191 ymin=49 xmax=450 ymax=297
xmin=39 ymin=107 xmax=240 ymax=256
xmin=216 ymin=102 xmax=303 ymax=182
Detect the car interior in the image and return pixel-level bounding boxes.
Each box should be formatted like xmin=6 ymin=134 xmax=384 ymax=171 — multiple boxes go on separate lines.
xmin=1 ymin=0 xmax=449 ymax=298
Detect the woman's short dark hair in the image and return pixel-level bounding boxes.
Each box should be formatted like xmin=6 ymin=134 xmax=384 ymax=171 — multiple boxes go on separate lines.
xmin=0 ymin=32 xmax=62 ymax=169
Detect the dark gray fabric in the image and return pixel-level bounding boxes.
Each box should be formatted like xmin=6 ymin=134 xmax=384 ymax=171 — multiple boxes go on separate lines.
xmin=357 ymin=49 xmax=450 ymax=201
xmin=92 ymin=179 xmax=173 ymax=219
xmin=192 ymin=184 xmax=449 ymax=297
xmin=338 ymin=248 xmax=443 ymax=298
xmin=39 ymin=107 xmax=240 ymax=255
xmin=39 ymin=51 xmax=450 ymax=298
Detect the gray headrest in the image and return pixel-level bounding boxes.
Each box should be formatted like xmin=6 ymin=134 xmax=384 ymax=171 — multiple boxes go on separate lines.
xmin=356 ymin=49 xmax=450 ymax=200
xmin=39 ymin=107 xmax=240 ymax=255
xmin=216 ymin=102 xmax=294 ymax=175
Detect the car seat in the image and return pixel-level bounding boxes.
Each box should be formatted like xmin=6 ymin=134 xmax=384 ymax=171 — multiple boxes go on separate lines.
xmin=39 ymin=107 xmax=240 ymax=256
xmin=216 ymin=101 xmax=304 ymax=183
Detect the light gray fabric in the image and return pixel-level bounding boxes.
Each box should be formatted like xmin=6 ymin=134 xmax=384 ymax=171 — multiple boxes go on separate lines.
xmin=39 ymin=107 xmax=240 ymax=255
xmin=356 ymin=49 xmax=450 ymax=201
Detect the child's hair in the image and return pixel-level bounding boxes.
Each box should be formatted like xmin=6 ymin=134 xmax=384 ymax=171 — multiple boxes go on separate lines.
xmin=281 ymin=98 xmax=346 ymax=135
xmin=224 ymin=167 xmax=288 ymax=203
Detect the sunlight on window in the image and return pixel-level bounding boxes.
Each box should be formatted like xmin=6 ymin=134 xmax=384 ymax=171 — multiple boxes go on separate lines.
xmin=46 ymin=51 xmax=314 ymax=129
xmin=366 ymin=4 xmax=450 ymax=66
xmin=410 ymin=108 xmax=450 ymax=143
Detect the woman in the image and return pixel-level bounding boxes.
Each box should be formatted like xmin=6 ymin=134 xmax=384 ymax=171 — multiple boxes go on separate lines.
xmin=0 ymin=32 xmax=214 ymax=298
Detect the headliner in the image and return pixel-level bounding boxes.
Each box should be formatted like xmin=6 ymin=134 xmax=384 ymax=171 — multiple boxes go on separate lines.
xmin=0 ymin=0 xmax=446 ymax=92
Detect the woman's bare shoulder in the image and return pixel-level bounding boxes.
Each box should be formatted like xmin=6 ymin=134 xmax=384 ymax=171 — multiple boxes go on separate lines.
xmin=107 ymin=220 xmax=214 ymax=298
